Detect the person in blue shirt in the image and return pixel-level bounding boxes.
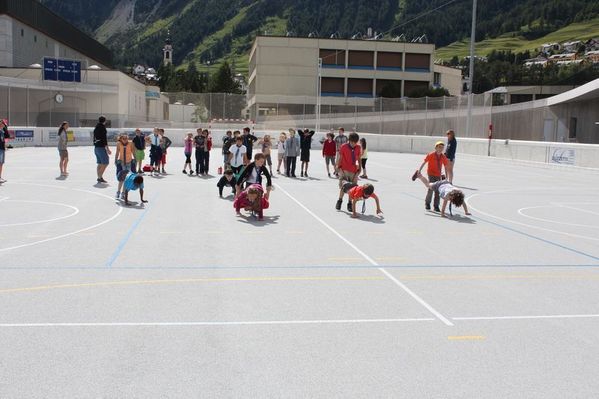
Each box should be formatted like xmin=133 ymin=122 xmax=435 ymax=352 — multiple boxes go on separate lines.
xmin=120 ymin=171 xmax=148 ymax=206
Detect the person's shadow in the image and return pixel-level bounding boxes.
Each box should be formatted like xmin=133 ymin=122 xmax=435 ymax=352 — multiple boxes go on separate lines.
xmin=55 ymin=175 xmax=67 ymax=181
xmin=115 ymin=200 xmax=146 ymax=209
xmin=342 ymin=212 xmax=386 ymax=224
xmin=425 ymin=212 xmax=476 ymax=224
xmin=236 ymin=214 xmax=280 ymax=225
xmin=93 ymin=182 xmax=109 ymax=188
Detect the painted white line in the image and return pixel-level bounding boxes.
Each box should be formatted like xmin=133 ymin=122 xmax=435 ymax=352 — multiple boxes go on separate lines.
xmin=453 ymin=314 xmax=599 ymax=321
xmin=558 ymin=204 xmax=599 ymax=217
xmin=517 ymin=205 xmax=599 ymax=229
xmin=0 ymin=318 xmax=436 ymax=328
xmin=0 ymin=183 xmax=122 ymax=252
xmin=0 ymin=200 xmax=79 ymax=227
xmin=467 ymin=188 xmax=599 ymax=242
xmin=275 ymin=183 xmax=454 ymax=326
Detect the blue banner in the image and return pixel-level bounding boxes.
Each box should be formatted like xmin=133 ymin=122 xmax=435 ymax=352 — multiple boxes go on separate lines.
xmin=43 ymin=57 xmax=58 ymax=81
xmin=43 ymin=58 xmax=81 ymax=82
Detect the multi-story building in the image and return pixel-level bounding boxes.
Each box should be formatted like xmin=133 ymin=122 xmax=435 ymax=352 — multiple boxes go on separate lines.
xmin=247 ymin=36 xmax=461 ymax=118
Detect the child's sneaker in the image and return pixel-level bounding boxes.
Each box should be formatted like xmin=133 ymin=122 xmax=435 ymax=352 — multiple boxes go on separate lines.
xmin=115 ymin=191 xmax=120 ymax=199
xmin=182 ymin=170 xmax=187 ymax=174
xmin=347 ymin=201 xmax=353 ymax=212
xmin=335 ymin=199 xmax=342 ymax=210
xmin=434 ymin=206 xmax=441 ymax=212
xmin=411 ymin=170 xmax=419 ymax=181
xmin=189 ymin=171 xmax=194 ymax=175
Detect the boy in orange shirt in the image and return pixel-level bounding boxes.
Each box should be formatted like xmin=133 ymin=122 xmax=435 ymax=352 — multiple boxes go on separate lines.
xmin=412 ymin=141 xmax=448 ymax=212
xmin=341 ymin=182 xmax=383 ymax=218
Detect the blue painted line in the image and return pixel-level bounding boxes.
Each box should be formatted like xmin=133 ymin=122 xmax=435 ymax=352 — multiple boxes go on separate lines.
xmin=401 ymin=192 xmax=599 ymax=262
xmin=1 ymin=263 xmax=598 ymax=271
xmin=105 ymin=195 xmax=157 ymax=267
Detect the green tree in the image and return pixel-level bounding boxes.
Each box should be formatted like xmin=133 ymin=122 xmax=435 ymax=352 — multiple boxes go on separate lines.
xmin=208 ymin=62 xmax=242 ymax=94
xmin=185 ymin=61 xmax=202 ymax=92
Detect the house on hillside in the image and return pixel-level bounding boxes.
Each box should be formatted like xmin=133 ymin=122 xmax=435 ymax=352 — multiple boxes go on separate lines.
xmin=549 ymin=53 xmax=576 ymax=62
xmin=540 ymin=43 xmax=561 ymax=53
xmin=585 ymin=50 xmax=599 ymax=64
xmin=586 ymin=38 xmax=599 ymax=51
xmin=524 ymin=57 xmax=548 ymax=67
xmin=562 ymin=40 xmax=582 ymax=52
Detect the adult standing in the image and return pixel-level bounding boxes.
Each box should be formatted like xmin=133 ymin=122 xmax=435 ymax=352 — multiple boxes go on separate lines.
xmin=0 ymin=119 xmax=9 ymax=183
xmin=242 ymin=127 xmax=258 ymax=160
xmin=132 ymin=128 xmax=146 ymax=174
xmin=93 ymin=115 xmax=111 ymax=184
xmin=57 ymin=121 xmax=69 ymax=177
xmin=445 ymin=129 xmax=457 ymax=183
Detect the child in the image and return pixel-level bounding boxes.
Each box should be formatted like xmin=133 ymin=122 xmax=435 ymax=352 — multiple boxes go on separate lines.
xmin=242 ymin=127 xmax=258 ymax=160
xmin=148 ymin=128 xmax=162 ymax=176
xmin=235 ymin=153 xmax=273 ymax=194
xmin=322 ymin=132 xmax=336 ymax=177
xmin=119 ymin=171 xmax=148 ymax=206
xmin=229 ymin=136 xmax=248 ymax=175
xmin=234 ymin=183 xmax=270 ymax=220
xmin=201 ymin=129 xmax=212 ymax=175
xmin=0 ymin=119 xmax=9 ymax=183
xmin=57 ymin=121 xmax=69 ymax=176
xmin=335 ymin=132 xmax=361 ymax=212
xmin=115 ymin=134 xmax=134 ymax=199
xmin=258 ymin=134 xmax=274 ymax=175
xmin=182 ymin=132 xmax=194 ymax=175
xmin=412 ymin=171 xmax=471 ymax=218
xmin=217 ymin=169 xmax=237 ymax=197
xmin=159 ymin=129 xmax=171 ymax=174
xmin=299 ymin=129 xmax=315 ymax=177
xmin=276 ymin=132 xmax=286 ymax=174
xmin=284 ymin=129 xmax=300 ymax=178
xmin=334 ymin=127 xmax=348 ymax=176
xmin=222 ymin=130 xmax=234 ymax=169
xmin=445 ymin=129 xmax=457 ymax=183
xmin=415 ymin=141 xmax=448 ymax=212
xmin=359 ymin=137 xmax=368 ymax=179
xmin=341 ymin=182 xmax=383 ymax=218
xmin=132 ymin=128 xmax=146 ymax=174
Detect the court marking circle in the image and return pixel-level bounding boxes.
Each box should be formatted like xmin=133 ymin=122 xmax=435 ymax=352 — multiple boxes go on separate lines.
xmin=0 ymin=183 xmax=123 ymax=252
xmin=0 ymin=200 xmax=79 ymax=227
xmin=517 ymin=204 xmax=599 ymax=229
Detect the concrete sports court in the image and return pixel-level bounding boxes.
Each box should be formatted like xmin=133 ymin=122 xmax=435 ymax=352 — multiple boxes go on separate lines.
xmin=1 ymin=146 xmax=599 ymax=398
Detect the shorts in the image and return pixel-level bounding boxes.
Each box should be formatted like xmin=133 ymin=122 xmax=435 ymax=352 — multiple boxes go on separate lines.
xmin=116 ymin=160 xmax=132 ymax=179
xmin=94 ymin=147 xmax=109 ymax=165
xmin=160 ymin=153 xmax=167 ymax=164
xmin=278 ymin=153 xmax=285 ymax=162
xmin=0 ymin=148 xmax=5 ymax=164
xmin=300 ymin=149 xmax=310 ymax=162
xmin=338 ymin=170 xmax=357 ymax=189
xmin=342 ymin=182 xmax=357 ymax=194
xmin=185 ymin=153 xmax=192 ymax=163
xmin=135 ymin=149 xmax=145 ymax=161
xmin=431 ymin=179 xmax=450 ymax=192
xmin=58 ymin=149 xmax=68 ymax=158
xmin=325 ymin=156 xmax=335 ymax=166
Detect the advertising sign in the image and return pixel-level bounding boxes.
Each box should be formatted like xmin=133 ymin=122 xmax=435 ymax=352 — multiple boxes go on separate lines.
xmin=549 ymin=147 xmax=575 ymax=165
xmin=43 ymin=58 xmax=82 ymax=82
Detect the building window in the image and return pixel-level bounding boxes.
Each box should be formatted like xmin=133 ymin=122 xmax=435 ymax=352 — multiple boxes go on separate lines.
xmin=319 ymin=49 xmax=345 ymax=68
xmin=348 ymin=51 xmax=374 ymax=69
xmin=569 ymin=117 xmax=577 ymax=140
xmin=433 ymin=72 xmax=441 ymax=86
xmin=34 ymin=35 xmax=37 ymax=43
xmin=20 ymin=29 xmax=24 ymax=37
xmin=404 ymin=80 xmax=429 ymax=97
xmin=45 ymin=40 xmax=48 ymax=48
xmin=166 ymin=52 xmax=170 ymax=59
xmin=405 ymin=53 xmax=431 ymax=72
xmin=376 ymin=79 xmax=402 ymax=97
xmin=377 ymin=52 xmax=402 ymax=70
xmin=321 ymin=77 xmax=345 ymax=96
xmin=347 ymin=78 xmax=373 ymax=97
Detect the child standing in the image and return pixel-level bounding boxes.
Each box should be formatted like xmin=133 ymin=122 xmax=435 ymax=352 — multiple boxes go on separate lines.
xmin=341 ymin=182 xmax=383 ymax=218
xmin=258 ymin=134 xmax=274 ymax=175
xmin=222 ymin=130 xmax=234 ymax=170
xmin=284 ymin=129 xmax=300 ymax=178
xmin=57 ymin=121 xmax=69 ymax=176
xmin=217 ymin=169 xmax=237 ymax=197
xmin=322 ymin=132 xmax=336 ymax=177
xmin=182 ymin=132 xmax=194 ymax=175
xmin=414 ymin=141 xmax=449 ymax=212
xmin=0 ymin=119 xmax=9 ymax=183
xmin=445 ymin=129 xmax=457 ymax=183
xmin=115 ymin=134 xmax=134 ymax=199
xmin=334 ymin=127 xmax=348 ymax=176
xmin=335 ymin=132 xmax=361 ymax=212
xmin=132 ymin=128 xmax=146 ymax=174
xmin=149 ymin=128 xmax=163 ymax=176
xmin=229 ymin=136 xmax=248 ymax=175
xmin=235 ymin=153 xmax=273 ymax=194
xmin=159 ymin=129 xmax=171 ymax=174
xmin=276 ymin=132 xmax=286 ymax=174
xmin=299 ymin=129 xmax=315 ymax=177
xmin=359 ymin=137 xmax=368 ymax=179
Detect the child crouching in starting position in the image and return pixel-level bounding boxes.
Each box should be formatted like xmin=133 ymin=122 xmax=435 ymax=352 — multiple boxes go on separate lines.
xmin=341 ymin=182 xmax=382 ymax=218
xmin=233 ymin=183 xmax=269 ymax=220
xmin=217 ymin=169 xmax=237 ymax=197
xmin=412 ymin=171 xmax=470 ymax=217
xmin=118 ymin=171 xmax=148 ymax=206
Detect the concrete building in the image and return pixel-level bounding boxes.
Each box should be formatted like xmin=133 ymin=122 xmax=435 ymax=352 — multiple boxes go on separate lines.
xmin=247 ymin=36 xmax=462 ymax=119
xmin=486 ymin=85 xmax=577 ymax=105
xmin=0 ymin=0 xmax=112 ymax=68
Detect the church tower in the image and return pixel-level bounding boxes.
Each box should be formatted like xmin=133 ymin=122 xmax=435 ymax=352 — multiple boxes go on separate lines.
xmin=163 ymin=30 xmax=173 ymax=66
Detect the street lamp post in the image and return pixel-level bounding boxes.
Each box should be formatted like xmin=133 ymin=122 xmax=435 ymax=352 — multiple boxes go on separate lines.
xmin=316 ymin=58 xmax=322 ymax=133
xmin=466 ymin=0 xmax=478 ymax=138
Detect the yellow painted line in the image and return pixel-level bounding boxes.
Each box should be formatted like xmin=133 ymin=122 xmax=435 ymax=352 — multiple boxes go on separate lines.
xmin=398 ymin=273 xmax=599 ymax=281
xmin=448 ymin=335 xmax=486 ymax=341
xmin=0 ymin=276 xmax=385 ymax=295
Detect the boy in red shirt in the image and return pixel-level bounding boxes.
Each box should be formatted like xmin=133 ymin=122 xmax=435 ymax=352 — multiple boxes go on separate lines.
xmin=342 ymin=182 xmax=383 ymax=218
xmin=322 ymin=132 xmax=336 ymax=177
xmin=412 ymin=141 xmax=448 ymax=212
xmin=335 ymin=132 xmax=361 ymax=212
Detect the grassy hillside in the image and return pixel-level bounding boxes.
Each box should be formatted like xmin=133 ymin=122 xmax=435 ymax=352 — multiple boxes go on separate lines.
xmin=436 ymin=17 xmax=599 ymax=60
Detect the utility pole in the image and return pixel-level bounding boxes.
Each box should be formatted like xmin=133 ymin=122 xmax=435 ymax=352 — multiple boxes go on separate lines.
xmin=466 ymin=0 xmax=477 ymax=137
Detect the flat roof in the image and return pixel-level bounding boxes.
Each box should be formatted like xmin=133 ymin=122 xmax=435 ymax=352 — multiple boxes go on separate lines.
xmin=0 ymin=0 xmax=113 ymax=68
xmin=255 ymin=35 xmax=434 ymax=46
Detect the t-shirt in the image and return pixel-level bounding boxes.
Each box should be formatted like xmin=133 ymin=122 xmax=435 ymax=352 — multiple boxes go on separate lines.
xmin=445 ymin=137 xmax=457 ymax=160
xmin=348 ymin=185 xmax=378 ymax=201
xmin=123 ymin=172 xmax=143 ymax=192
xmin=133 ymin=135 xmax=145 ymax=150
xmin=361 ymin=148 xmax=368 ymax=159
xmin=93 ymin=123 xmax=107 ymax=148
xmin=229 ymin=144 xmax=247 ymax=167
xmin=338 ymin=143 xmax=362 ymax=173
xmin=222 ymin=136 xmax=233 ymax=154
xmin=150 ymin=134 xmax=161 ymax=147
xmin=277 ymin=141 xmax=286 ymax=154
xmin=184 ymin=138 xmax=193 ymax=153
xmin=57 ymin=129 xmax=67 ymax=151
xmin=322 ymin=140 xmax=336 ymax=157
xmin=436 ymin=181 xmax=455 ymax=199
xmin=424 ymin=151 xmax=448 ymax=177
xmin=262 ymin=141 xmax=272 ymax=154
xmin=334 ymin=134 xmax=348 ymax=151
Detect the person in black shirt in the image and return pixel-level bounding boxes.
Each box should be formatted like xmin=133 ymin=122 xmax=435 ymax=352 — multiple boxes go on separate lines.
xmin=235 ymin=153 xmax=272 ymax=195
xmin=299 ymin=129 xmax=315 ymax=177
xmin=242 ymin=127 xmax=257 ymax=160
xmin=445 ymin=129 xmax=457 ymax=183
xmin=93 ymin=115 xmax=111 ymax=183
xmin=222 ymin=130 xmax=234 ymax=170
xmin=132 ymin=128 xmax=146 ymax=174
xmin=0 ymin=119 xmax=9 ymax=183
xmin=217 ymin=169 xmax=237 ymax=197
